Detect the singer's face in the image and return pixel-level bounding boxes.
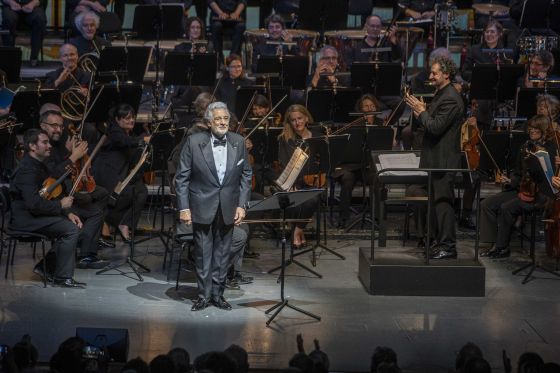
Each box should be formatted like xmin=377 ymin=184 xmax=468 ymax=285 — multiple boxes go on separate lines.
xmin=365 ymin=16 xmax=383 ymax=38
xmin=268 ymin=21 xmax=283 ymax=39
xmin=60 ymin=45 xmax=78 ymax=69
xmin=80 ymin=16 xmax=97 ymax=40
xmin=289 ymin=111 xmax=308 ymax=134
xmin=117 ymin=113 xmax=135 ymax=132
xmin=210 ymin=108 xmax=230 ymax=137
xmin=189 ymin=20 xmax=202 ymax=40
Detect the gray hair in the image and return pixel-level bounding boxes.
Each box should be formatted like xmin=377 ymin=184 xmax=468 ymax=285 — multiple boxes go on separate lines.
xmin=204 ymin=101 xmax=229 ymax=122
xmin=320 ymin=45 xmax=338 ymax=58
xmin=75 ymin=11 xmax=100 ymax=32
xmin=429 ymin=47 xmax=452 ymax=64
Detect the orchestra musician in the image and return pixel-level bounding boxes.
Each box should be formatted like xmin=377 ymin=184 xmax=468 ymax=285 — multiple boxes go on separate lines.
xmin=251 ymin=14 xmax=298 ymax=73
xmin=69 ymin=10 xmax=111 ymax=58
xmin=9 ymin=129 xmax=86 ymax=287
xmin=209 ymin=0 xmax=246 ymax=59
xmin=520 ymin=50 xmax=558 ymax=89
xmin=215 ymin=53 xmax=253 ymax=114
xmin=92 ymin=104 xmax=150 ymax=242
xmin=404 ymin=55 xmax=464 ymax=259
xmin=351 ymin=14 xmax=401 ymax=63
xmin=399 ymin=0 xmax=436 ymax=21
xmin=45 ymin=43 xmax=90 ymax=95
xmin=174 ymin=16 xmax=211 ymax=54
xmin=38 ymin=109 xmax=111 ymax=268
xmin=175 ymin=101 xmax=252 ymax=311
xmin=309 ymin=45 xmax=349 ymax=89
xmin=536 ymin=94 xmax=560 ymax=129
xmin=479 ymin=115 xmax=559 ymax=259
xmin=277 ymin=104 xmax=320 ymax=248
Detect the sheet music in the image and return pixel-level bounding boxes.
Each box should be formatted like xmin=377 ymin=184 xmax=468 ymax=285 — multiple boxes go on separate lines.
xmin=274 ymin=147 xmax=309 ymax=191
xmin=533 ymin=150 xmax=559 ymax=195
xmin=378 ymin=153 xmax=427 ymax=176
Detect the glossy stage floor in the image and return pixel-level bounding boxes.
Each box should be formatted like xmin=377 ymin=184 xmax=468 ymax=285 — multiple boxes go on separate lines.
xmin=1 ymin=223 xmax=560 ymax=373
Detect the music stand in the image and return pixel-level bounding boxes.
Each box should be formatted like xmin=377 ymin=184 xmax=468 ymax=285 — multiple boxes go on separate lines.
xmin=350 ymin=62 xmax=403 ymax=96
xmin=0 ymin=47 xmax=22 ymax=84
xmin=235 ymin=86 xmax=290 ymax=120
xmin=248 ymin=189 xmax=323 ymax=326
xmin=519 ymin=0 xmax=560 ymax=32
xmin=306 ymin=88 xmax=361 ymax=123
xmin=10 ymin=89 xmax=60 ymax=130
xmin=85 ymin=83 xmax=143 ymax=122
xmin=470 ymin=63 xmax=525 ymax=101
xmin=345 ymin=126 xmax=395 ymax=232
xmin=132 ymin=4 xmax=183 ymax=40
xmin=163 ymin=52 xmax=218 ymax=87
xmin=256 ymin=55 xmax=310 ymax=90
xmin=297 ymin=0 xmax=347 ymax=38
xmin=96 ymin=46 xmax=152 ymax=84
xmin=516 ymin=88 xmax=560 ymax=119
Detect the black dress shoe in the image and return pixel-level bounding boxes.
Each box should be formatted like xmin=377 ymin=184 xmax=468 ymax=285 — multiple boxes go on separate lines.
xmin=33 ymin=261 xmax=53 ymax=282
xmin=225 ymin=279 xmax=240 ymax=290
xmin=459 ymin=217 xmax=476 ymax=230
xmin=489 ymin=247 xmax=510 ymax=259
xmin=243 ymin=250 xmax=260 ymax=259
xmin=234 ymin=272 xmax=253 ymax=284
xmin=191 ymin=298 xmax=209 ymax=311
xmin=98 ymin=238 xmax=115 ymax=249
xmin=212 ymin=296 xmax=232 ymax=310
xmin=430 ymin=248 xmax=458 ymax=260
xmin=53 ymin=278 xmax=87 ymax=288
xmin=77 ymin=255 xmax=110 ymax=269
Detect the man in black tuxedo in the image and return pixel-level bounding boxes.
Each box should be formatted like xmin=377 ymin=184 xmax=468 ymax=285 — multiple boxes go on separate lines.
xmin=9 ymin=129 xmax=86 ymax=287
xmin=405 ymin=56 xmax=464 ymax=259
xmin=175 ymin=101 xmax=252 ymax=311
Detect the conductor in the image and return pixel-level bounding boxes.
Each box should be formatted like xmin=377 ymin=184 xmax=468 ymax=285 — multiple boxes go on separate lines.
xmin=175 ymin=101 xmax=252 ymax=311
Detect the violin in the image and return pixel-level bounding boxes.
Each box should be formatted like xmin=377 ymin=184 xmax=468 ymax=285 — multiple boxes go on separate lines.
xmin=39 ymin=168 xmax=73 ymax=200
xmin=461 ymin=100 xmax=481 ymax=170
xmin=67 ymin=124 xmax=96 ymax=193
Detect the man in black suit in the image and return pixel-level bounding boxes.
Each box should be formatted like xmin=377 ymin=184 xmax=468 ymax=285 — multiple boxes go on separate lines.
xmin=175 ymin=101 xmax=252 ymax=311
xmin=45 ymin=44 xmax=91 ymax=94
xmin=405 ymin=56 xmax=464 ymax=259
xmin=9 ymin=129 xmax=86 ymax=287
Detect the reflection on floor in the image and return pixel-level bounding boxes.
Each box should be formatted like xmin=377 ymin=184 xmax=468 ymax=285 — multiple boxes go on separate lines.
xmin=1 ymin=224 xmax=560 ymax=373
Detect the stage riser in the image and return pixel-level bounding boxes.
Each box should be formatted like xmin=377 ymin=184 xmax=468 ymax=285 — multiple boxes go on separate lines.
xmin=358 ymin=247 xmax=486 ymax=297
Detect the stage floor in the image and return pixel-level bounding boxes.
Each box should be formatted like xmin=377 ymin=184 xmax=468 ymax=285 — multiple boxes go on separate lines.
xmin=1 ymin=226 xmax=560 ymax=372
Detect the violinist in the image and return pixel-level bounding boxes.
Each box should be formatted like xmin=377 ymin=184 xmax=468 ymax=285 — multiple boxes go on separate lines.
xmin=479 ymin=115 xmax=558 ymax=259
xmin=519 ymin=50 xmax=559 ymax=89
xmin=39 ymin=109 xmax=113 ymax=265
xmin=92 ymin=104 xmax=150 ymax=242
xmin=536 ymin=94 xmax=560 ymax=129
xmin=9 ymin=129 xmax=86 ymax=288
xmin=277 ymin=104 xmax=320 ymax=248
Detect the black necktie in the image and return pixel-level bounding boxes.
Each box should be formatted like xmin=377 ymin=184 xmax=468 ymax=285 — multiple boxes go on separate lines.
xmin=213 ymin=138 xmax=226 ymax=147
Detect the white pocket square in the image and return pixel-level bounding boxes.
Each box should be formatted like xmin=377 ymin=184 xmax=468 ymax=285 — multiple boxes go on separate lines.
xmin=237 ymin=159 xmax=244 ymax=166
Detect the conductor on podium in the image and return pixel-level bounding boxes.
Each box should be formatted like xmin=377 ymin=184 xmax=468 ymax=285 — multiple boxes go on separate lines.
xmin=175 ymin=101 xmax=252 ymax=311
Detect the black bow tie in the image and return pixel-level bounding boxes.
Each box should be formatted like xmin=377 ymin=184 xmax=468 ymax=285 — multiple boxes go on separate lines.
xmin=213 ymin=138 xmax=227 ymax=147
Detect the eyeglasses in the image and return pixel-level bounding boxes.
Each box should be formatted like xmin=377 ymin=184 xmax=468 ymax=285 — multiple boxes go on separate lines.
xmin=42 ymin=122 xmax=64 ymax=129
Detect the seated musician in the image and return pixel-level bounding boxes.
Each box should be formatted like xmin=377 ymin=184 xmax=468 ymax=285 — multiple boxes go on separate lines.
xmin=357 ymin=93 xmax=384 ymax=126
xmin=351 ymin=14 xmax=401 ymax=64
xmin=209 ymin=0 xmax=246 ymax=59
xmin=462 ymin=20 xmax=510 ymax=81
xmin=69 ymin=11 xmax=111 ymax=57
xmin=92 ymin=104 xmax=150 ymax=242
xmin=519 ymin=50 xmax=559 ymax=89
xmin=45 ymin=44 xmax=90 ymax=94
xmin=277 ymin=104 xmax=320 ymax=248
xmin=66 ymin=0 xmax=110 ymax=32
xmin=251 ymin=14 xmax=298 ymax=73
xmin=399 ymin=0 xmax=436 ymax=21
xmin=479 ymin=115 xmax=558 ymax=258
xmin=38 ymin=109 xmax=111 ymax=268
xmin=1 ymin=0 xmax=47 ymax=67
xmin=9 ymin=129 xmax=86 ymax=287
xmin=215 ymin=54 xmax=253 ymax=114
xmin=175 ymin=16 xmax=212 ymax=54
xmin=309 ymin=45 xmax=350 ymax=89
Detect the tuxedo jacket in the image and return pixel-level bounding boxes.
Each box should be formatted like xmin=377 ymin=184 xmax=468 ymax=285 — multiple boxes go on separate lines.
xmin=175 ymin=131 xmax=252 ymax=225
